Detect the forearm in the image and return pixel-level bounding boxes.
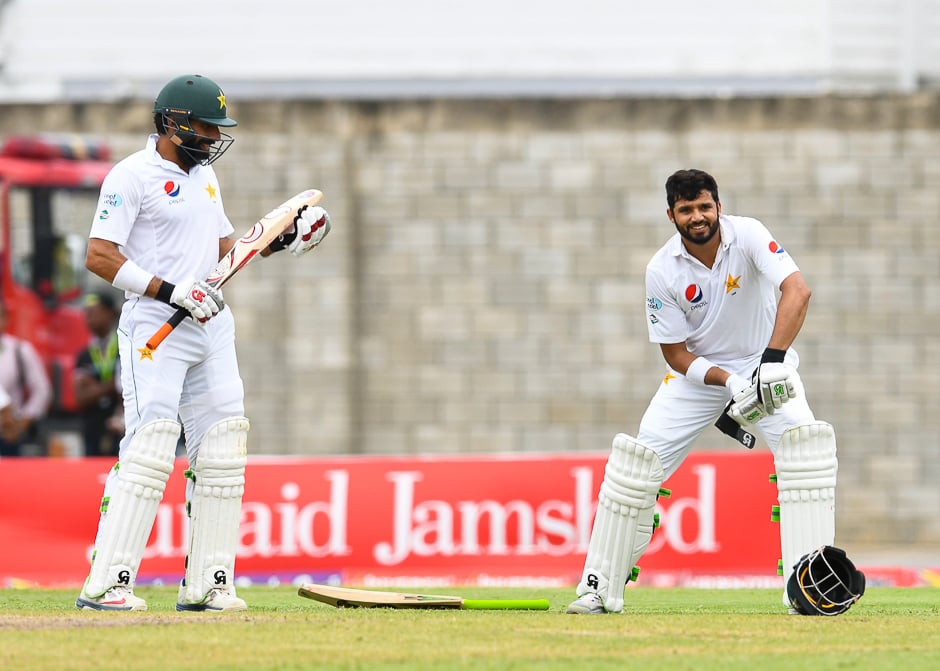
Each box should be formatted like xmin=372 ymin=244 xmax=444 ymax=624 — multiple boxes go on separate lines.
xmin=661 ymin=343 xmax=734 ymax=387
xmin=769 ymin=273 xmax=811 ymax=351
xmin=768 ymin=300 xmax=807 ymax=351
xmin=87 ymin=238 xmax=175 ymax=300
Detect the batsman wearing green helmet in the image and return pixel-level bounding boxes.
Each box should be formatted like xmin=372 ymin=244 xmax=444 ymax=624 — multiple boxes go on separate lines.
xmin=153 ymin=73 xmax=237 ymax=167
xmin=76 ymin=74 xmax=332 ymax=613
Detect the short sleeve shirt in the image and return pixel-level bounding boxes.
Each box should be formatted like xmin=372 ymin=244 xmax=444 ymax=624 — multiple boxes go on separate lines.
xmin=645 ymin=215 xmax=799 ymax=368
xmin=89 ymin=135 xmax=235 ymax=296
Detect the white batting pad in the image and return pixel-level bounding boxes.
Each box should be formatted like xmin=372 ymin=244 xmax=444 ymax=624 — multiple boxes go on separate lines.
xmin=577 ymin=434 xmax=664 ymax=613
xmin=181 ymin=416 xmax=249 ymax=604
xmin=775 ymin=421 xmax=838 ymax=594
xmin=84 ymin=419 xmax=180 ymax=597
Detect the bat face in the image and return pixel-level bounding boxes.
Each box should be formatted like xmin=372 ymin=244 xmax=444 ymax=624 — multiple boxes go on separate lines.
xmin=141 ymin=188 xmax=323 ymax=355
xmin=204 ymin=189 xmax=322 ymax=288
xmin=204 ymin=242 xmax=261 ymax=288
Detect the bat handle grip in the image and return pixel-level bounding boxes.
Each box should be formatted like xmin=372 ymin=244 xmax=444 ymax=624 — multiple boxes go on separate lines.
xmin=144 ymin=308 xmax=188 ymax=353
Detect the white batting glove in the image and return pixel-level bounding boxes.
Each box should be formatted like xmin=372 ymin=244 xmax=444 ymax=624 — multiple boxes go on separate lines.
xmin=725 ymin=374 xmax=750 ymax=397
xmin=170 ymin=277 xmax=225 ymax=323
xmin=281 ymin=205 xmax=331 ymax=257
xmin=754 ymin=362 xmax=797 ymax=413
xmin=727 ymin=381 xmax=770 ymax=427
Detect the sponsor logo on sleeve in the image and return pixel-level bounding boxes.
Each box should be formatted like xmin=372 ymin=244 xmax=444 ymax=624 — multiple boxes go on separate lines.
xmin=769 ymin=241 xmax=785 ymax=254
xmin=103 ymin=193 xmax=123 ymax=207
xmin=647 ymin=296 xmax=662 ymax=311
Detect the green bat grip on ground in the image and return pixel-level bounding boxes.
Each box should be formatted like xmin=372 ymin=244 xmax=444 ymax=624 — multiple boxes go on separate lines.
xmin=461 ymin=599 xmax=550 ymax=610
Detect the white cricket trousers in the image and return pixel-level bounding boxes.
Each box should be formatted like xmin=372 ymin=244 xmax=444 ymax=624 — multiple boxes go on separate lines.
xmin=117 ymin=297 xmax=245 ymax=463
xmin=637 ymin=368 xmax=816 ymax=479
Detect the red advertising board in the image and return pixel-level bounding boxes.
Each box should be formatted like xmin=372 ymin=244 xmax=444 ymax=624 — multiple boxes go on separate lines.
xmin=1 ymin=451 xmax=783 ymax=588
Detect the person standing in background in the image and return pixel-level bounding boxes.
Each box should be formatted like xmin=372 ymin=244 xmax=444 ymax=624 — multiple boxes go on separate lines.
xmin=74 ymin=291 xmax=123 ymax=456
xmin=0 ymin=301 xmax=53 ymax=456
xmin=0 ymin=385 xmax=15 ymax=449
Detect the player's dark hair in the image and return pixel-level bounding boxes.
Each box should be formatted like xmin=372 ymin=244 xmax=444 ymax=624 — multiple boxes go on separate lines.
xmin=665 ymin=169 xmax=720 ymax=209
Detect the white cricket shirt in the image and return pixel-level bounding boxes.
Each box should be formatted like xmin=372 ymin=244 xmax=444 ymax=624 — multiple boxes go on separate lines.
xmin=89 ymin=134 xmax=235 ymax=297
xmin=645 ymin=214 xmax=799 ymax=368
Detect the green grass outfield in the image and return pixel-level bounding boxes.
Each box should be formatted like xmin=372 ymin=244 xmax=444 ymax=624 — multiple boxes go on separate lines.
xmin=1 ymin=586 xmax=938 ymax=671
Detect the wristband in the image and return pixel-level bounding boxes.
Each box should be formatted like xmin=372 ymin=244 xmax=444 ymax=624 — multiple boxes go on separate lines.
xmin=156 ymin=280 xmax=176 ymax=305
xmin=761 ymin=347 xmax=787 ymax=364
xmin=685 ymin=356 xmax=715 ymax=386
xmin=112 ymin=260 xmax=154 ymax=296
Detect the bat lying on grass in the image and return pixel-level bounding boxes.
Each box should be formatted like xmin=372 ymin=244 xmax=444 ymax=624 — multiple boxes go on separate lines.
xmin=142 ymin=189 xmax=323 ymax=355
xmin=298 ymin=584 xmax=551 ymax=611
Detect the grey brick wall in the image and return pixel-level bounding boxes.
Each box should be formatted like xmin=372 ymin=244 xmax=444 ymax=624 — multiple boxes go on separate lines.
xmin=5 ymin=93 xmax=937 ymax=546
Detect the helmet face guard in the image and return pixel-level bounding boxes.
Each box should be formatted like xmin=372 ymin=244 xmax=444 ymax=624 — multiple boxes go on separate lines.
xmin=787 ymin=545 xmax=866 ymax=616
xmin=158 ymin=108 xmax=234 ymax=166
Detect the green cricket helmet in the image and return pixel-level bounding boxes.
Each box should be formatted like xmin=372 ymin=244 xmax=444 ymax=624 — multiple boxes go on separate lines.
xmin=153 ymin=74 xmax=237 ymax=127
xmin=153 ymin=74 xmax=236 ymax=166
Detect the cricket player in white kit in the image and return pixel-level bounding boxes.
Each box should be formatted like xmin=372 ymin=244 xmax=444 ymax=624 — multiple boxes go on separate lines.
xmin=568 ymin=169 xmax=837 ymax=615
xmin=76 ymin=74 xmax=331 ymax=612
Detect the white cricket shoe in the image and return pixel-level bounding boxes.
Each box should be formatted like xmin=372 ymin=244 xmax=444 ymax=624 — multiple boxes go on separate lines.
xmin=176 ymin=585 xmax=248 ymax=612
xmin=76 ymin=585 xmax=148 ymax=611
xmin=566 ymin=592 xmax=607 ymax=615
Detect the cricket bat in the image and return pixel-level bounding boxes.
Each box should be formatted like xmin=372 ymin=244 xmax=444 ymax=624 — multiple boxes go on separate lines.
xmin=142 ymin=189 xmax=323 ymax=355
xmin=298 ymin=584 xmax=551 ymax=611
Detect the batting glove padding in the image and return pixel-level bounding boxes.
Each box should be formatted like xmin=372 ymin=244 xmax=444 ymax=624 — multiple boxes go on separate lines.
xmin=170 ymin=277 xmax=225 ymax=323
xmin=727 ymin=381 xmax=770 ymax=426
xmin=754 ymin=362 xmax=797 ymax=413
xmin=271 ymin=205 xmax=331 ymax=257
